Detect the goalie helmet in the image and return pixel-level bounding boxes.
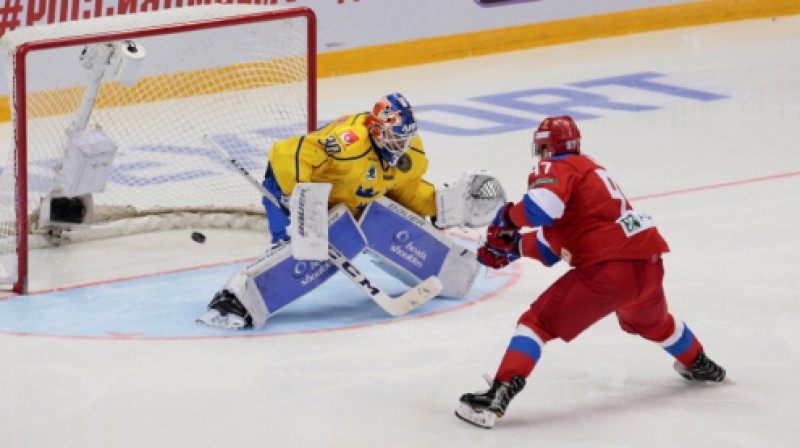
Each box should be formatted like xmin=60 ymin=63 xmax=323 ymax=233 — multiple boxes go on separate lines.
xmin=366 ymin=93 xmax=418 ymax=167
xmin=532 ymin=116 xmax=581 ymax=158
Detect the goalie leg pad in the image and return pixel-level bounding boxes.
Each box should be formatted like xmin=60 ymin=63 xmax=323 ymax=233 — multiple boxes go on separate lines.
xmin=360 ymin=197 xmax=479 ymax=298
xmin=225 ymin=204 xmax=366 ymax=328
xmin=438 ymin=244 xmax=481 ymax=298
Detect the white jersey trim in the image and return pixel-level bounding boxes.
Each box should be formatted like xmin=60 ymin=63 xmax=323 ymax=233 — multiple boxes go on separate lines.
xmin=526 ymin=188 xmax=565 ymax=220
xmin=536 ymin=228 xmax=554 ymax=251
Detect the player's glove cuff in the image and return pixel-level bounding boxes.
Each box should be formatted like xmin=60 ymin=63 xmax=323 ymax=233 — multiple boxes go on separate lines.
xmin=477 ymin=244 xmax=520 ymax=270
xmin=485 ymin=203 xmax=521 ymax=253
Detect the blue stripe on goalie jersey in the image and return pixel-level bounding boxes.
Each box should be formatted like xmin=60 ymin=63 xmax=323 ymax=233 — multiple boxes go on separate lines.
xmin=351 ymin=112 xmax=367 ymax=125
xmin=292 ymin=136 xmax=329 ymax=183
xmin=294 ymin=136 xmax=305 ymax=183
xmin=507 ymin=335 xmax=542 ymax=362
xmin=521 ymin=194 xmax=555 ymax=227
xmin=330 ymin=146 xmax=373 ymax=161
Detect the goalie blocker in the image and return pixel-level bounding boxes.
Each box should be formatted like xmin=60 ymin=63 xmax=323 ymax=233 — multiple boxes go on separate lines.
xmin=215 ymin=198 xmax=479 ymax=329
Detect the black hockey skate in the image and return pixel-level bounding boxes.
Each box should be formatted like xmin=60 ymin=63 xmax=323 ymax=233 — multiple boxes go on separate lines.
xmin=196 ymin=289 xmax=252 ymax=330
xmin=455 ymin=375 xmax=526 ymax=428
xmin=674 ymin=351 xmax=726 ymax=382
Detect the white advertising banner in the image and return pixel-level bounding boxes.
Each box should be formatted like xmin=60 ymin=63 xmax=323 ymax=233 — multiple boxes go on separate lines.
xmin=309 ymin=0 xmax=699 ymax=52
xmin=0 ymin=0 xmax=702 ymax=98
xmin=0 ymin=0 xmax=700 ymax=52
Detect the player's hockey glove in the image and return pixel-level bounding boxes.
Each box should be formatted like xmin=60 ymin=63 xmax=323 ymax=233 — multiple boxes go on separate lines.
xmin=477 ymin=244 xmax=519 ymax=269
xmin=486 ymin=203 xmax=521 ymax=253
xmin=478 ymin=203 xmax=522 ymax=269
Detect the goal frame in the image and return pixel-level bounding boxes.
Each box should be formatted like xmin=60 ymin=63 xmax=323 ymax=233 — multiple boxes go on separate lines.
xmin=6 ymin=7 xmax=317 ymax=294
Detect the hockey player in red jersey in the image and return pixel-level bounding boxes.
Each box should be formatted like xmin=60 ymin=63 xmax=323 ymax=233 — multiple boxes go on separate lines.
xmin=455 ymin=116 xmax=726 ymax=429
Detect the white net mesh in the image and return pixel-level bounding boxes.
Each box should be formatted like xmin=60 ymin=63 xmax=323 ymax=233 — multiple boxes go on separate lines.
xmin=0 ymin=4 xmax=314 ymax=289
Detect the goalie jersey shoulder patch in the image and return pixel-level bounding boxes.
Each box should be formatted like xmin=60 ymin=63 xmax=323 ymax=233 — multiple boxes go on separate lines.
xmin=339 ymin=130 xmax=359 ymax=146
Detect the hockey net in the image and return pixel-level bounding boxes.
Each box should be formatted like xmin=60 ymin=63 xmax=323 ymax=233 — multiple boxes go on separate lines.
xmin=0 ymin=5 xmax=317 ymax=293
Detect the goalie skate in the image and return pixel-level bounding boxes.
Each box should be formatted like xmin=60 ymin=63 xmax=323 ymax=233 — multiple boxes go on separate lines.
xmin=196 ymin=309 xmax=248 ymax=330
xmin=196 ymin=290 xmax=252 ymax=330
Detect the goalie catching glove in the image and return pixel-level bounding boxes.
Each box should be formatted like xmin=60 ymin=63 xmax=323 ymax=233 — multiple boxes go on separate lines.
xmin=435 ymin=170 xmax=506 ymax=228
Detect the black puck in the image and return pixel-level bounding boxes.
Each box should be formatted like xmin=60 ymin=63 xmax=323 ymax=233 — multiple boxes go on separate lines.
xmin=191 ymin=231 xmax=206 ymax=244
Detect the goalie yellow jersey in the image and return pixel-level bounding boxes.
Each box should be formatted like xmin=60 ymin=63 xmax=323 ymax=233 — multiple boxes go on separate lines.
xmin=268 ymin=112 xmax=437 ymax=219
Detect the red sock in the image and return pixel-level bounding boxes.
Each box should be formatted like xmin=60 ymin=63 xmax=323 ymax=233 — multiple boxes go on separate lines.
xmin=495 ymin=322 xmax=550 ymax=383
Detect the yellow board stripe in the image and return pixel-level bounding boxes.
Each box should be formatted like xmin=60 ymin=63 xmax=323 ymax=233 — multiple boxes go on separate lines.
xmin=317 ymin=0 xmax=800 ymax=77
xmin=7 ymin=58 xmax=306 ymax=120
xmin=1 ymin=0 xmax=798 ymax=123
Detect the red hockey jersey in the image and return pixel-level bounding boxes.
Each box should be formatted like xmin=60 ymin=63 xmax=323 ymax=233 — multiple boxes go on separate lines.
xmin=508 ymin=153 xmax=669 ymax=268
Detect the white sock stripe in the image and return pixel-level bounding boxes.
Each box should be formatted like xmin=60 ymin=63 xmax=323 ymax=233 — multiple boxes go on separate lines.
xmin=658 ymin=320 xmax=686 ymax=348
xmin=514 ymin=324 xmax=545 ymax=347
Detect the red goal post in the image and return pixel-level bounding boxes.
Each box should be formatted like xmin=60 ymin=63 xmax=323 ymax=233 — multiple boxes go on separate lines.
xmin=0 ymin=5 xmax=317 ymax=294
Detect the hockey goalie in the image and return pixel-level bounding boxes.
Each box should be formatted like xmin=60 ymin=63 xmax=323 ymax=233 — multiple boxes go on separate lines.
xmin=197 ymin=92 xmax=506 ymax=330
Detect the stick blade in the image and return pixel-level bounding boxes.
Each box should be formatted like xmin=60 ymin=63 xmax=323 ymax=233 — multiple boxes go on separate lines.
xmin=386 ymin=276 xmax=443 ymax=316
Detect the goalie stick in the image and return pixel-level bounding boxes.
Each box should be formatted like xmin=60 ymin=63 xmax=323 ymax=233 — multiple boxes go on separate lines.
xmin=203 ymin=135 xmax=443 ymax=317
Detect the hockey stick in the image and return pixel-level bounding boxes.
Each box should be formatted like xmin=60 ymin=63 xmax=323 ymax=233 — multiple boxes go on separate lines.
xmin=203 ymin=135 xmax=442 ymax=317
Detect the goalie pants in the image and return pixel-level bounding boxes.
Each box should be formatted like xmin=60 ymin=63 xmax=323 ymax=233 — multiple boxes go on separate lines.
xmin=262 ymin=166 xmax=291 ymax=244
xmin=495 ymin=258 xmax=704 ymax=382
